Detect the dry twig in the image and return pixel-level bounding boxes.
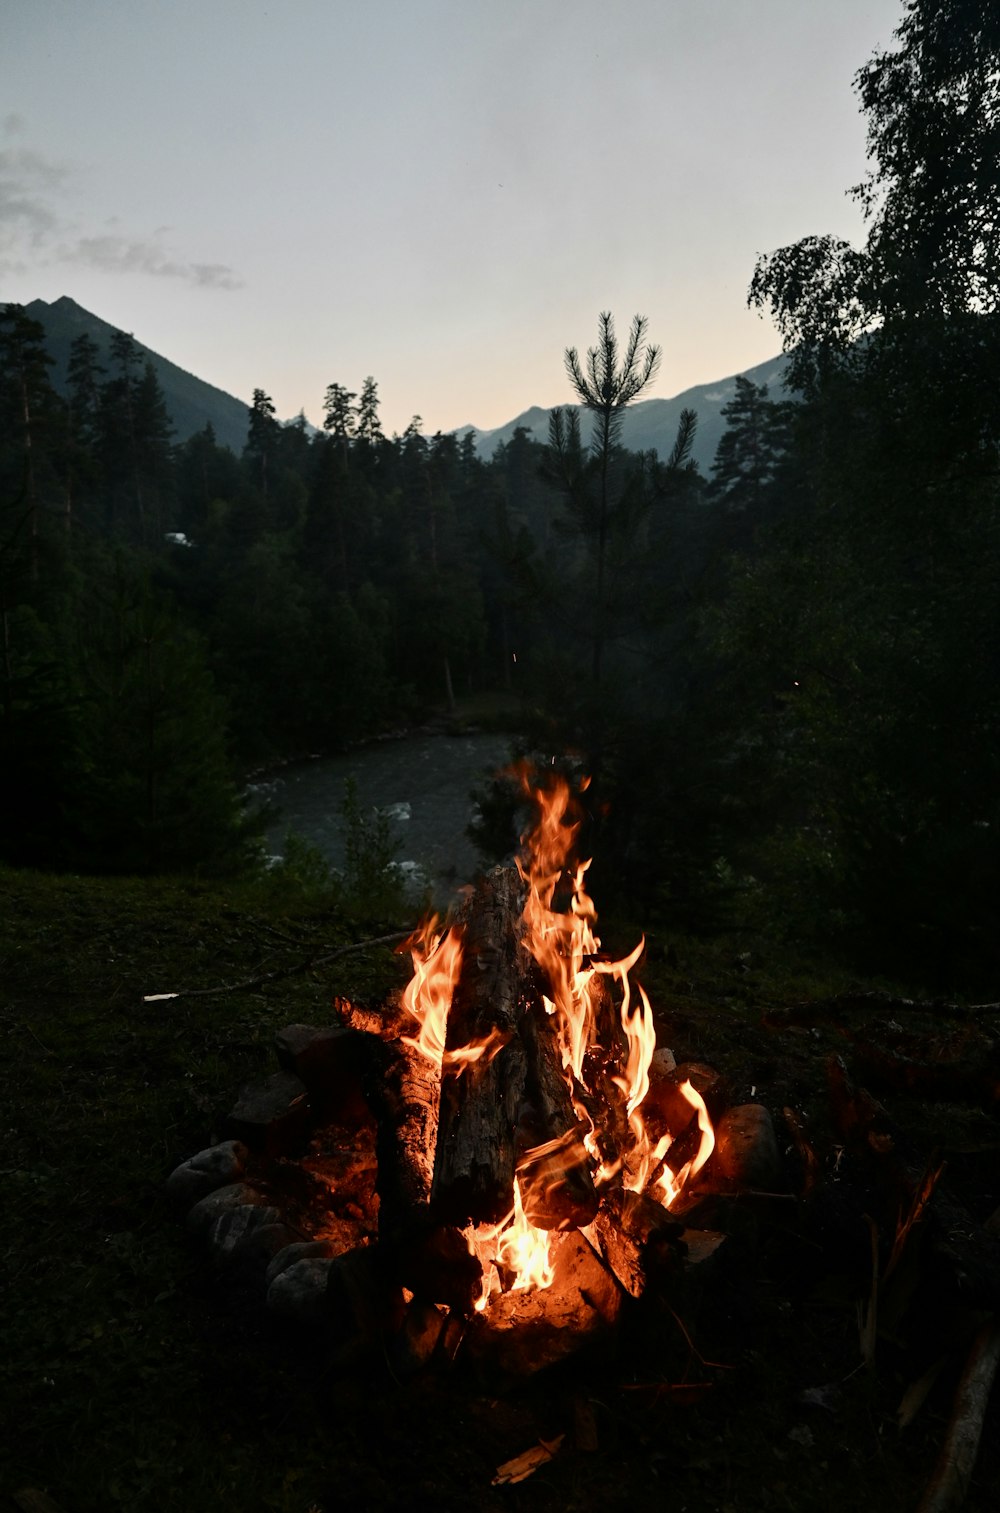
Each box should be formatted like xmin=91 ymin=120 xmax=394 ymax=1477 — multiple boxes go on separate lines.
xmin=142 ymin=929 xmax=412 ymax=1002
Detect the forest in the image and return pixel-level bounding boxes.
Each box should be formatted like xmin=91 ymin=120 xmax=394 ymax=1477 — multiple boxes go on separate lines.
xmin=2 ymin=0 xmax=1000 ymax=994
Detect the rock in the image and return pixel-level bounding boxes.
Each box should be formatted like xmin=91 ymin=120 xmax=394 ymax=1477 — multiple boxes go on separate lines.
xmin=206 ymin=1204 xmax=286 ymax=1267
xmin=186 ymin=1181 xmax=271 ymax=1236
xmin=274 ymin=1023 xmax=371 ymax=1121
xmin=165 ymin=1140 xmax=249 ymax=1207
xmin=387 ymin=1300 xmax=447 ymax=1376
xmin=226 ymin=1070 xmax=310 ymax=1156
xmin=711 ymin=1103 xmax=784 ymax=1192
xmin=650 ymin=1045 xmax=676 ymax=1078
xmin=265 ymin=1240 xmax=337 ymax=1289
xmin=267 ymin=1256 xmax=337 ymax=1325
xmin=643 ymin=1061 xmax=730 ymax=1137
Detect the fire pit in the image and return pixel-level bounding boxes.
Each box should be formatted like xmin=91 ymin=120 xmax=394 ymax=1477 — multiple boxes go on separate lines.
xmin=168 ymin=769 xmax=779 ymax=1370
xmin=166 ymin=768 xmax=1000 ymax=1505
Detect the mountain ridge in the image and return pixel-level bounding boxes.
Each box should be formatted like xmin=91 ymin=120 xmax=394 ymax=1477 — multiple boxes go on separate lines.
xmin=14 ymin=295 xmax=788 ymax=470
xmin=21 ymin=296 xmax=253 ymax=455
xmin=457 ymin=350 xmax=790 ymax=474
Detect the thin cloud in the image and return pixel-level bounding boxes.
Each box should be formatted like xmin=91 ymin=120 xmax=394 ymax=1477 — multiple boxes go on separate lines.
xmin=0 ymin=146 xmax=70 ymax=272
xmin=0 ymin=131 xmax=242 ymax=290
xmin=64 ymin=233 xmax=243 ymax=290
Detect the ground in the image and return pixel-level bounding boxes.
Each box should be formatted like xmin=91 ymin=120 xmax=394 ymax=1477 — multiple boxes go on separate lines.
xmin=1 ymin=868 xmax=997 ymax=1512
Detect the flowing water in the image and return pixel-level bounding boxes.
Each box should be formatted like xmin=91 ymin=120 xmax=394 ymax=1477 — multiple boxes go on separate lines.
xmin=255 ymin=731 xmax=515 ymax=906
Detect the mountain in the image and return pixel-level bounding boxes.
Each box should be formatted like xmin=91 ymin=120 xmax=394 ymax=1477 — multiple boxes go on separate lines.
xmin=21 ymin=296 xmax=253 ymax=454
xmin=458 ymin=351 xmax=791 ymax=474
xmin=16 ymin=295 xmax=788 ymax=470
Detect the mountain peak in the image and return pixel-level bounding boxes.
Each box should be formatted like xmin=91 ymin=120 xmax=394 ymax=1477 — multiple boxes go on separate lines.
xmin=21 ymin=295 xmax=252 ymax=453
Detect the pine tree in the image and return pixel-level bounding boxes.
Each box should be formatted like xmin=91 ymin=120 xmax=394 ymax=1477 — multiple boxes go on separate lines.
xmin=322 ymin=382 xmax=357 ymax=453
xmin=355 ymin=376 xmax=383 ymax=447
xmin=246 ymin=388 xmax=278 ymax=501
xmin=709 ymin=377 xmax=791 ymax=514
xmin=65 ymin=333 xmax=104 ymax=534
xmin=561 ymin=312 xmax=661 ymax=683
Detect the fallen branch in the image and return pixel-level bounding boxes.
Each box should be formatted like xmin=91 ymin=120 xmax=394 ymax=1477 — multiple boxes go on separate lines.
xmin=918 ymin=1317 xmax=1000 ymax=1513
xmin=142 ymin=930 xmax=412 ymax=1002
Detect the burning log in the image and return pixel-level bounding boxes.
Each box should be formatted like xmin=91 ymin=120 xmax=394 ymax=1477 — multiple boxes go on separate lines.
xmin=367 ymin=1032 xmax=482 ymax=1310
xmin=466 ymin=1230 xmax=624 ymax=1380
xmin=430 ymin=866 xmax=598 ymax=1231
xmin=516 ymin=1002 xmax=599 ymax=1230
xmin=430 ymin=868 xmax=531 ymax=1226
xmin=588 ymin=1188 xmax=685 ymax=1298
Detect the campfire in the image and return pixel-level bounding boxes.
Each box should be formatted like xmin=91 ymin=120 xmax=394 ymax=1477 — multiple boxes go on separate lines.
xmin=386 ymin=766 xmax=716 ymax=1311
xmin=167 ymin=764 xmax=1000 ymax=1504
xmin=169 ymin=766 xmax=756 ymax=1373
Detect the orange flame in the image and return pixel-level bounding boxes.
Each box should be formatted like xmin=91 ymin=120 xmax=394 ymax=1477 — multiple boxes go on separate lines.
xmin=499 ymin=1178 xmax=555 ymax=1291
xmin=656 ymin=1079 xmax=716 ymax=1208
xmin=467 ymin=1177 xmax=555 ymax=1309
xmin=514 ymin=767 xmax=715 ymax=1215
xmin=516 ymin=772 xmax=605 ymax=1082
xmin=399 ymin=916 xmax=464 ymax=1066
xmin=400 ymin=765 xmax=718 ymax=1313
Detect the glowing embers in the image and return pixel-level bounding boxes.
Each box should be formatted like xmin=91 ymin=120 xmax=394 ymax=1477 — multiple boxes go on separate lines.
xmin=468 ymin=1177 xmax=555 ymax=1311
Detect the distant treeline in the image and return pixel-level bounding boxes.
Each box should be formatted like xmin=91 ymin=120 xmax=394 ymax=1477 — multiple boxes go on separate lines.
xmin=2 ymin=0 xmax=999 ymax=989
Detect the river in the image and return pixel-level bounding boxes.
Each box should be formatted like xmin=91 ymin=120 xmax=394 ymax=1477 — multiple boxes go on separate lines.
xmin=255 ymin=731 xmax=515 ymax=906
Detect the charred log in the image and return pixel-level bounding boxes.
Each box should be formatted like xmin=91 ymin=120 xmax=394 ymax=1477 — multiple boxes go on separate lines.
xmin=366 ymin=1032 xmax=481 ymax=1308
xmin=516 ymin=1002 xmax=598 ymax=1230
xmin=427 ymin=866 xmax=617 ymax=1231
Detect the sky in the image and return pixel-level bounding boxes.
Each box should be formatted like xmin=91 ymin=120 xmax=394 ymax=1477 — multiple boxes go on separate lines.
xmin=1 ymin=0 xmax=903 ymax=437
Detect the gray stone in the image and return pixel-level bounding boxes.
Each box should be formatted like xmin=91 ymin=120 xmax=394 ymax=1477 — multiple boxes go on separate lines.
xmin=712 ymin=1103 xmax=784 ymax=1192
xmin=266 ymin=1257 xmax=337 ymax=1324
xmin=206 ymin=1205 xmax=286 ymax=1266
xmin=226 ymin=1070 xmax=310 ymax=1156
xmin=165 ymin=1140 xmax=249 ymax=1207
xmin=186 ymin=1181 xmax=270 ymax=1236
xmin=650 ymin=1045 xmax=677 ymax=1079
xmin=274 ymin=1024 xmax=369 ymax=1120
xmin=265 ymin=1240 xmax=337 ymax=1289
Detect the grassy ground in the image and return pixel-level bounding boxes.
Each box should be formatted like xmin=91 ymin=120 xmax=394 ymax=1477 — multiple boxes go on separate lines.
xmin=1 ymin=867 xmax=998 ymax=1512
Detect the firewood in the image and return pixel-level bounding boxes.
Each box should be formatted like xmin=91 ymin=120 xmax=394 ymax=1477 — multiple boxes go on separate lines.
xmin=589 ymin=1188 xmax=684 ymax=1297
xmin=710 ymin=1104 xmax=785 ymax=1192
xmin=782 ymin=1106 xmax=821 ymax=1196
xmin=364 ymin=1034 xmax=482 ymax=1308
xmin=370 ymin=1035 xmax=439 ymax=1236
xmin=516 ymin=1002 xmax=598 ymax=1230
xmin=430 ymin=868 xmax=533 ymax=1226
xmin=467 ymin=1231 xmax=623 ymax=1379
xmin=918 ymin=1316 xmax=1000 ymax=1513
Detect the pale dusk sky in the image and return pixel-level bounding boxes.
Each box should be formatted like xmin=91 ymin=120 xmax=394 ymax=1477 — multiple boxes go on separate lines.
xmin=2 ymin=0 xmax=902 ymax=435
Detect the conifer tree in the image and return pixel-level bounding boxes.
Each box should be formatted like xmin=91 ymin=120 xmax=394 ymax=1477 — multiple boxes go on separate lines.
xmin=355 ymin=376 xmax=383 ymax=446
xmin=246 ymin=388 xmax=278 ymax=501
xmin=561 ymin=312 xmax=661 ymax=683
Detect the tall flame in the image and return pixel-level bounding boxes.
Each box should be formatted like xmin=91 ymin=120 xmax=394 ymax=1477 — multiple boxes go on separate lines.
xmin=516 ymin=772 xmax=604 ymax=1082
xmin=514 ymin=766 xmax=714 ymax=1218
xmin=400 ymin=766 xmax=718 ymax=1312
xmin=399 ymin=916 xmax=464 ymax=1066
